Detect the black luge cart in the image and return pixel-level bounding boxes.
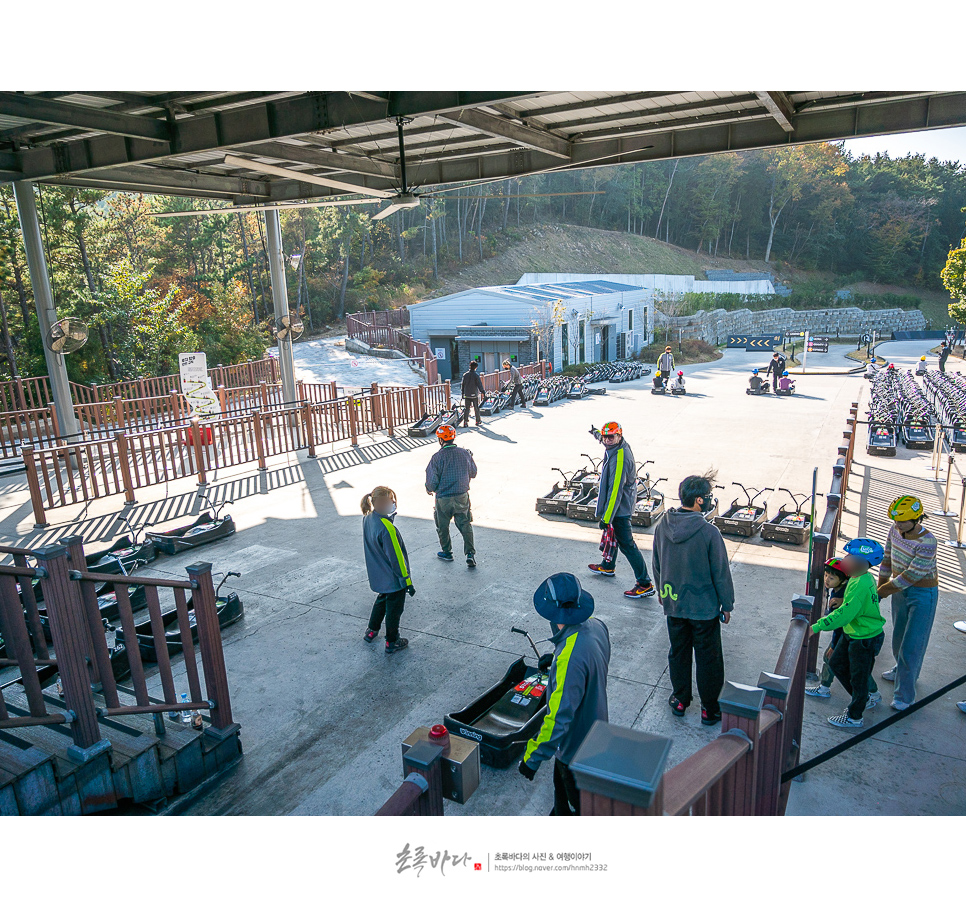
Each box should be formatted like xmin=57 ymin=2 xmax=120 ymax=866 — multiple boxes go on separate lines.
xmin=535 ymin=466 xmax=591 ymax=515
xmin=867 ymin=422 xmax=898 ymax=456
xmin=901 ymin=419 xmax=935 ymax=450
xmin=147 ymin=496 xmax=236 ymax=555
xmin=631 ymin=463 xmax=665 ymax=528
xmin=565 ymin=455 xmax=602 ymax=521
xmin=444 ymin=628 xmax=550 ymax=768
xmin=761 ymin=488 xmax=812 ymax=545
xmin=713 ymin=483 xmax=771 ymax=538
xmin=87 ymin=523 xmax=157 ymax=571
xmin=408 ymin=409 xmax=446 ymax=437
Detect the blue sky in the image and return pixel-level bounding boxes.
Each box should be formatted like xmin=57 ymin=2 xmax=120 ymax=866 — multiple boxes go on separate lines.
xmin=842 ymin=126 xmax=966 ymax=164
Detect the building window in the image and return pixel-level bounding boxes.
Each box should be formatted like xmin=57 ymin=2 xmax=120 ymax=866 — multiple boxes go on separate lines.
xmin=579 ymin=321 xmax=586 ymax=363
xmin=561 ymin=323 xmax=569 ymax=368
xmin=627 ymin=309 xmax=634 ymax=332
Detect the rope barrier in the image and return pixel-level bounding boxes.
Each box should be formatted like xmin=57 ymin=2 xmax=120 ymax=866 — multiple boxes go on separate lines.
xmin=782 ymin=669 xmax=966 ymax=782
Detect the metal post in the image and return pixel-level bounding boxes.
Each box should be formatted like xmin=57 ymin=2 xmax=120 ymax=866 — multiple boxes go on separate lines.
xmin=264 ymin=209 xmax=297 ymax=407
xmin=12 ymin=182 xmax=79 ymax=439
xmin=801 ymin=330 xmax=809 ymax=373
xmin=937 ymin=451 xmax=958 ymax=516
xmin=946 ymin=479 xmax=966 ymax=549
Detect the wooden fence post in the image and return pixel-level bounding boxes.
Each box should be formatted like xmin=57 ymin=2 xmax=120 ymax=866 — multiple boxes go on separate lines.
xmin=570 ymin=721 xmax=671 ymax=815
xmin=260 ymin=381 xmax=270 ymax=409
xmin=190 ymin=418 xmax=208 ymax=484
xmin=718 ymin=682 xmax=766 ymax=815
xmin=21 ymin=446 xmax=47 ymax=527
xmin=253 ymin=412 xmax=267 ymax=470
xmin=217 ymin=385 xmax=228 ymax=416
xmin=297 ymin=379 xmax=306 ymax=403
xmin=444 ymin=380 xmax=451 ymax=407
xmin=186 ymin=562 xmax=234 ymax=733
xmin=348 ymin=396 xmax=359 ymax=446
xmin=170 ymin=390 xmax=182 ymax=425
xmin=32 ymin=545 xmax=107 ymax=756
xmin=302 ymin=403 xmax=316 ymax=458
xmin=755 ymin=672 xmax=791 ymax=816
xmin=47 ymin=401 xmax=62 ymax=444
xmin=384 ymin=393 xmax=394 ymax=437
xmin=113 ymin=395 xmax=125 ymax=432
xmin=371 ymin=382 xmax=382 ymax=427
xmin=248 ymin=360 xmax=257 ymax=387
xmin=15 ymin=376 xmax=26 ymax=412
xmin=115 ymin=432 xmax=136 ymax=503
xmin=401 ymin=740 xmax=445 ymax=816
xmin=418 ymin=384 xmax=426 ymax=417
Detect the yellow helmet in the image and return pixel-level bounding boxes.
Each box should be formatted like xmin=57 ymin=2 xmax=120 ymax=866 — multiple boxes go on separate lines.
xmin=655 ymin=370 xmax=662 ymax=377
xmin=920 ymin=355 xmax=927 ymax=361
xmin=888 ymin=495 xmax=924 ymax=522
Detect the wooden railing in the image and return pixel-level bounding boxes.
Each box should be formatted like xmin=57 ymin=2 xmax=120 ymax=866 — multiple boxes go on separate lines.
xmin=375 ymin=741 xmax=445 ymax=816
xmin=345 ymin=314 xmax=438 ymax=385
xmin=0 ymin=538 xmax=235 ymax=753
xmin=23 ymin=382 xmax=455 ymax=524
xmin=346 ymin=309 xmax=409 ymax=335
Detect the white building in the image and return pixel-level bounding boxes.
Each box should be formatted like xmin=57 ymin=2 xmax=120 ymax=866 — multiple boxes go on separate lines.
xmin=517 ymin=272 xmax=776 ymax=296
xmin=407 ymin=281 xmax=653 ymax=380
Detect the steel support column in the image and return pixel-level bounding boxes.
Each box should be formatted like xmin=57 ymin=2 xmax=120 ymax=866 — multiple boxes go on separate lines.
xmin=264 ymin=208 xmax=296 ymax=405
xmin=12 ymin=181 xmax=79 ymax=439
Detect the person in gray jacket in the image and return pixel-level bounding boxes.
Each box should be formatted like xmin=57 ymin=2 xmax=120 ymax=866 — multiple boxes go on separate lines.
xmin=503 ymin=359 xmax=527 ymax=408
xmin=517 ymin=573 xmax=611 ymax=815
xmin=361 ymin=485 xmax=415 ymax=654
xmin=587 ymin=421 xmax=656 ymax=599
xmin=652 ymin=472 xmax=735 ymax=724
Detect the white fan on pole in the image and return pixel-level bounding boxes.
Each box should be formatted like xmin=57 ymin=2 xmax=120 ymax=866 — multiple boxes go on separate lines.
xmin=274 ymin=311 xmax=304 ymax=342
xmin=46 ymin=317 xmax=89 ymax=354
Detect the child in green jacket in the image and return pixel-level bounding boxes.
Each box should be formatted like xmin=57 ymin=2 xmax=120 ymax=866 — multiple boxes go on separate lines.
xmin=811 ymin=539 xmax=886 ymax=728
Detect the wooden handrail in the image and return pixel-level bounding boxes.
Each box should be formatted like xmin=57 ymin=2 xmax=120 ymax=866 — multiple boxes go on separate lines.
xmin=663 ymin=734 xmax=750 ymax=815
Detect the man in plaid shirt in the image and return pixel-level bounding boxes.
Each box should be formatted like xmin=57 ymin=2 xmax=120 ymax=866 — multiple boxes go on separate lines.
xmin=426 ymin=423 xmax=478 ymax=567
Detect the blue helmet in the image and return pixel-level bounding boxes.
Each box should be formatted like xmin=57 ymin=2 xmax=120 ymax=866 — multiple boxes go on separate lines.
xmin=752 ymin=368 xmax=759 ymax=374
xmin=782 ymin=370 xmax=789 ymax=376
xmin=843 ymin=538 xmax=884 ymax=566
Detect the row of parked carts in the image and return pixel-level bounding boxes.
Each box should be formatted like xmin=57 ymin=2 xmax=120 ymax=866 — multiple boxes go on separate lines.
xmin=406 ymin=362 xmax=651 ymax=437
xmin=535 ymin=459 xmax=814 ymax=545
xmin=0 ymin=493 xmax=244 ymax=686
xmin=866 ymin=367 xmax=937 ymax=456
xmin=921 ymin=370 xmax=966 ymax=453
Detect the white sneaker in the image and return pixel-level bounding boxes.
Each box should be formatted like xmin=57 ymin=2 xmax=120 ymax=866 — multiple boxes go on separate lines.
xmin=891 ymin=698 xmax=910 ymax=711
xmin=828 ymin=710 xmax=863 ymax=728
xmin=957 ymin=701 xmax=966 ymax=714
xmin=805 ymin=684 xmax=832 ymax=699
xmin=881 ymin=668 xmax=896 ymax=682
xmin=954 ymin=621 xmax=966 ymax=634
xmin=866 ymin=691 xmax=882 ymax=709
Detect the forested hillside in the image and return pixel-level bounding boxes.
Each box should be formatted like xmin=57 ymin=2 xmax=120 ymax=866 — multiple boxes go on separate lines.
xmin=1 ymin=142 xmax=964 ymax=384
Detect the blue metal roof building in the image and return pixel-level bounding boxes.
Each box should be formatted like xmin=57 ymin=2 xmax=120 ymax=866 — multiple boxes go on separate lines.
xmin=407 ymin=282 xmax=653 ymax=380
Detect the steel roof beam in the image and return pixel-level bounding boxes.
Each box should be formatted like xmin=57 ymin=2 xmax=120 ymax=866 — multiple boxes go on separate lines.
xmin=0 ymin=92 xmax=172 ymax=141
xmin=230 ymin=140 xmax=397 ymax=179
xmin=507 ymin=91 xmax=682 ymax=119
xmin=11 ymin=91 xmax=535 ymax=181
xmin=435 ymin=107 xmax=571 ymax=159
xmin=560 ymin=94 xmax=763 ymax=134
xmin=755 ymin=91 xmax=795 ymax=132
xmin=61 ymin=165 xmax=273 ymax=197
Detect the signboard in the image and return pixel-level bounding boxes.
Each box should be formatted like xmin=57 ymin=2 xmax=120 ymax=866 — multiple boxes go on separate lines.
xmin=807 ymin=344 xmax=829 ymax=353
xmin=595 ymin=333 xmax=601 ymax=345
xmin=434 ymin=348 xmax=445 ymax=360
xmin=727 ymin=335 xmax=782 ymax=351
xmin=179 ymin=352 xmax=218 ymax=417
xmin=810 ymin=336 xmax=830 ymax=344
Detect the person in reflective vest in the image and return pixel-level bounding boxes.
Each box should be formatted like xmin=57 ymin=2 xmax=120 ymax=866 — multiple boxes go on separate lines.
xmin=361 ymin=485 xmax=415 ymax=654
xmin=517 ymin=573 xmax=611 ymax=815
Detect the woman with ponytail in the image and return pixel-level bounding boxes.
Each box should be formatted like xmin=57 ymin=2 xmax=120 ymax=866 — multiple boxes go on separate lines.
xmin=361 ymin=486 xmax=414 ymax=654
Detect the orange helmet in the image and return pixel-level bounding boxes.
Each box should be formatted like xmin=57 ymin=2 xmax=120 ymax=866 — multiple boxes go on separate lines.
xmin=436 ymin=424 xmax=456 ymax=442
xmin=600 ymin=421 xmax=622 ymax=437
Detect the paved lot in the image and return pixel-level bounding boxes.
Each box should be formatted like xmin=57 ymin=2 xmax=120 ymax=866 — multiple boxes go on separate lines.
xmin=2 ymin=342 xmax=962 ymax=815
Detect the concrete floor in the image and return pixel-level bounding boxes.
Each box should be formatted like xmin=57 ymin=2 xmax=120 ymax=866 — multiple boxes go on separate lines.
xmin=3 ymin=342 xmax=963 ymax=815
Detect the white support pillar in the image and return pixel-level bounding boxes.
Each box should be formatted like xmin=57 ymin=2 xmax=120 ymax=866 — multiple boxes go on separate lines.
xmin=12 ymin=182 xmax=79 ymax=438
xmin=264 ymin=209 xmax=297 ymax=405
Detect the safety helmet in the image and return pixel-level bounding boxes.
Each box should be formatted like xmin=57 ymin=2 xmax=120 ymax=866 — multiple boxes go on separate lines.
xmin=920 ymin=355 xmax=927 ymax=361
xmin=665 ymin=346 xmax=672 ymax=352
xmin=824 ymin=557 xmax=848 ymax=577
xmin=843 ymin=538 xmax=884 ymax=566
xmin=782 ymin=370 xmax=789 ymax=376
xmin=888 ymin=363 xmax=895 ymax=369
xmin=503 ymin=360 xmax=511 ymax=367
xmin=677 ymin=370 xmax=684 ymax=376
xmin=752 ymin=368 xmax=759 ymax=374
xmin=600 ymin=421 xmax=622 ymax=437
xmin=888 ymin=494 xmax=924 ymax=523
xmin=436 ymin=424 xmax=456 ymax=442
xmin=655 ymin=371 xmax=662 ymax=378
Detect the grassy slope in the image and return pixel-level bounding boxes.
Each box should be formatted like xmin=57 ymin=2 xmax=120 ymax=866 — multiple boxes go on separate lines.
xmin=431 ymin=222 xmax=950 ymax=326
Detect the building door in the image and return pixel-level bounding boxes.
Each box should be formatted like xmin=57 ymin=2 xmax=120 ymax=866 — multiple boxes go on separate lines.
xmin=601 ymin=324 xmax=611 ymax=361
xmin=430 ymin=336 xmax=454 ymax=381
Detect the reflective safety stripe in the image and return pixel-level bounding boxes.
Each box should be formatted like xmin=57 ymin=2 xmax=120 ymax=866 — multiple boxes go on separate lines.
xmin=603 ymin=448 xmax=624 ymax=523
xmin=381 ymin=518 xmax=412 ymax=587
xmin=524 ymin=631 xmax=578 ymax=764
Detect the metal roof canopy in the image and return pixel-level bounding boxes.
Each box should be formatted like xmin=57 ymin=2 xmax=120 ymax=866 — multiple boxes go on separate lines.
xmin=2 ymin=91 xmax=966 ymax=203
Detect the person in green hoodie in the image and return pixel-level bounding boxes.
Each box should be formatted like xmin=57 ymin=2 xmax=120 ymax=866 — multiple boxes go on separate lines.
xmin=812 ymin=538 xmax=886 ymax=728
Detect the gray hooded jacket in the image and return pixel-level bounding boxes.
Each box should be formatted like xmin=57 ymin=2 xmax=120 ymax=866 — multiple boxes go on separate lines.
xmin=652 ymin=507 xmax=735 ymax=620
xmin=522 ymin=616 xmax=611 ymax=768
xmin=595 ymin=438 xmax=638 ymax=523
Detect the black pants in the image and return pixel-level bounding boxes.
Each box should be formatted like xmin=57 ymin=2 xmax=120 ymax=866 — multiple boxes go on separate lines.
xmin=667 ymin=616 xmax=724 ymax=715
xmin=367 ymin=589 xmax=406 ymax=642
xmin=829 ymin=631 xmax=884 ymax=719
xmin=461 ymin=396 xmax=481 ymax=425
xmin=507 ymin=382 xmax=526 ymax=407
xmin=939 ymin=358 xmax=948 ymax=373
xmin=770 ymin=370 xmax=781 ymax=391
xmin=600 ymin=515 xmax=649 ymax=584
xmin=551 ymin=758 xmax=580 ymax=815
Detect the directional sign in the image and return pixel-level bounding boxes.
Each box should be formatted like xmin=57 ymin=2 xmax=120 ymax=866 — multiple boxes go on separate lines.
xmin=787 ymin=332 xmax=806 ymax=338
xmin=807 ymin=343 xmax=829 ymax=354
xmin=810 ymin=336 xmax=830 ymax=344
xmin=727 ymin=334 xmax=782 ymax=350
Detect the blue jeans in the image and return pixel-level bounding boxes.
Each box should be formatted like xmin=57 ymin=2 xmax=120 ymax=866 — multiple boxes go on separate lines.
xmin=890 ymin=586 xmax=939 ymax=704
